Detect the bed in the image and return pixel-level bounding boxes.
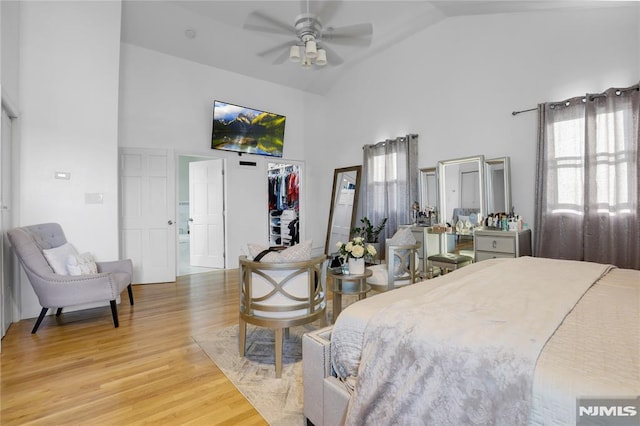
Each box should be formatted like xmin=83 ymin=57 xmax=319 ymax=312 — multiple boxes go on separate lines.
xmin=302 ymin=257 xmax=640 ymax=425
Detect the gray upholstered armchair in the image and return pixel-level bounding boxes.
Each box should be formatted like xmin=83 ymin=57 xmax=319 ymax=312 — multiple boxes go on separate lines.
xmin=7 ymin=223 xmax=134 ymax=333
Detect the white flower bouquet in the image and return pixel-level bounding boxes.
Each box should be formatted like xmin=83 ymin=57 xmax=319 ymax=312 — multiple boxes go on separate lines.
xmin=335 ymin=236 xmax=377 ymax=262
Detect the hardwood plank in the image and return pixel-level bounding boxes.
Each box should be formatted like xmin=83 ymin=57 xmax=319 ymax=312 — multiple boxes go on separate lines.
xmin=0 ymin=270 xmax=268 ymax=425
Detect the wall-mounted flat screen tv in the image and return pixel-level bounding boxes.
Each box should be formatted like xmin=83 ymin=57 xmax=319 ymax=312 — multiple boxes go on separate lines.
xmin=211 ymin=100 xmax=286 ymax=158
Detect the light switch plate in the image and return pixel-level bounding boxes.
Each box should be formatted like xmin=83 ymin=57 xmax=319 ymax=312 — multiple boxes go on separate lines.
xmin=54 ymin=171 xmax=71 ymax=180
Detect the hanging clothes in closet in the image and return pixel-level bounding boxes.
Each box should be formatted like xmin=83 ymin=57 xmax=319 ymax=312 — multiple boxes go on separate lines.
xmin=268 ymin=167 xmax=299 ymax=211
xmin=268 ymin=165 xmax=300 ymax=246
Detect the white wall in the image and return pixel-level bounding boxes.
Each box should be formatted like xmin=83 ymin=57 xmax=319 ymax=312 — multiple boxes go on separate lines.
xmin=1 ymin=1 xmax=20 ymax=106
xmin=118 ymin=44 xmax=321 ymax=266
xmin=317 ymin=5 xmax=639 ymax=237
xmin=300 ymin=92 xmax=332 ymax=254
xmin=17 ymin=1 xmax=122 ymax=318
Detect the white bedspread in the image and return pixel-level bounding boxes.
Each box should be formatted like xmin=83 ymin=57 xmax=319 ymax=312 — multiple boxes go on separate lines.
xmin=343 ymin=257 xmax=612 ymax=426
xmin=530 ymin=267 xmax=640 ymax=425
xmin=332 ymin=260 xmax=490 ymax=382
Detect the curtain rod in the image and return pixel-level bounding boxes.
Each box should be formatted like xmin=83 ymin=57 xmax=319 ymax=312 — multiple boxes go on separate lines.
xmin=511 ymin=107 xmax=537 ymax=116
xmin=363 ymin=133 xmax=418 ymax=149
xmin=512 ymin=84 xmax=639 ymax=116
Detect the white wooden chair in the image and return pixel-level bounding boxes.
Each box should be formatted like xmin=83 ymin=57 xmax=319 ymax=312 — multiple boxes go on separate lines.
xmin=367 ymin=239 xmax=421 ymax=292
xmin=238 ymin=254 xmax=328 ymax=377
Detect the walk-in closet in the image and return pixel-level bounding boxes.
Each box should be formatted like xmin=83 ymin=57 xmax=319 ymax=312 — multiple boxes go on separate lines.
xmin=268 ymin=163 xmax=300 ymax=247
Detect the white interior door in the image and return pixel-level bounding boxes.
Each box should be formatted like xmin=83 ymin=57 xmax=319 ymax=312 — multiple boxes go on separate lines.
xmin=120 ymin=148 xmax=176 ymax=283
xmin=189 ymin=159 xmax=225 ymax=268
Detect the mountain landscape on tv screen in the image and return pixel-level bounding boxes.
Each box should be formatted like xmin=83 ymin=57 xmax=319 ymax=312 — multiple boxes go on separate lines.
xmin=212 ymin=107 xmax=285 ymax=157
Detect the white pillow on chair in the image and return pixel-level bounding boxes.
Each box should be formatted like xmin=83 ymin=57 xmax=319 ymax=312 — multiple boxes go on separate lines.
xmin=247 ymin=240 xmax=312 ymax=263
xmin=457 ymin=215 xmax=470 ymax=225
xmin=42 ymin=243 xmax=78 ymax=275
xmin=66 ymin=252 xmax=98 ymax=276
xmin=389 ymin=227 xmax=416 ymax=246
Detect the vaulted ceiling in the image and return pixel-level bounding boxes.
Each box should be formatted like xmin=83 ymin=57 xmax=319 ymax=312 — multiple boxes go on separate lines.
xmin=120 ymin=1 xmax=631 ymax=94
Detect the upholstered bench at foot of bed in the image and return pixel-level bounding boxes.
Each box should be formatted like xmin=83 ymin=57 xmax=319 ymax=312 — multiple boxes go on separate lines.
xmin=303 ymin=326 xmax=351 ymax=426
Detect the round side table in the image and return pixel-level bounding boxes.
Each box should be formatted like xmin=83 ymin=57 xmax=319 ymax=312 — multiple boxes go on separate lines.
xmin=327 ymin=268 xmax=372 ymax=322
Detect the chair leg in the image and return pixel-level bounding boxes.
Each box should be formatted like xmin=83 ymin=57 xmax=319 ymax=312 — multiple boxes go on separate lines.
xmin=109 ymin=300 xmax=119 ymax=328
xmin=239 ymin=318 xmax=246 ymax=356
xmin=32 ymin=307 xmax=49 ymax=334
xmin=275 ymin=328 xmax=283 ymax=378
xmin=320 ymin=312 xmax=328 ymax=327
xmin=56 ymin=308 xmax=63 ymax=317
xmin=127 ymin=284 xmax=134 ymax=305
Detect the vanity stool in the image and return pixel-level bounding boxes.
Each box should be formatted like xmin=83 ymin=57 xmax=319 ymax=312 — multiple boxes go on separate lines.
xmin=427 ymin=253 xmax=473 ymax=275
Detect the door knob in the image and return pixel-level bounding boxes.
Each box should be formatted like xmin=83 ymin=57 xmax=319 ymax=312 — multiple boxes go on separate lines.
xmin=189 ymin=218 xmax=194 ymax=222
xmin=168 ymin=220 xmax=174 ymax=225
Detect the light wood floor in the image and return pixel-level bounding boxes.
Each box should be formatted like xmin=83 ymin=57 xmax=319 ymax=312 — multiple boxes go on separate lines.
xmin=0 ymin=270 xmax=268 ymax=425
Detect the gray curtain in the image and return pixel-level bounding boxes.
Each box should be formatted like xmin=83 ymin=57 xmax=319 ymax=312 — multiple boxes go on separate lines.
xmin=362 ymin=134 xmax=419 ymax=249
xmin=534 ymin=83 xmax=639 ymax=269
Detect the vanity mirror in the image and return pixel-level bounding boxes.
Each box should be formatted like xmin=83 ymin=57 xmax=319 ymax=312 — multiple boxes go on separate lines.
xmin=485 ymin=157 xmax=511 ymax=214
xmin=418 ymin=167 xmax=437 ymax=226
xmin=437 ymin=156 xmax=485 ymax=257
xmin=437 ymin=155 xmax=486 ymax=228
xmin=325 ymin=166 xmax=362 ymax=255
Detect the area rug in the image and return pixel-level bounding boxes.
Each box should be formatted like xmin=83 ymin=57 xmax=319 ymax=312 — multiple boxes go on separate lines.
xmin=194 ymin=323 xmax=319 ymax=425
xmin=193 ymin=294 xmax=362 ymax=425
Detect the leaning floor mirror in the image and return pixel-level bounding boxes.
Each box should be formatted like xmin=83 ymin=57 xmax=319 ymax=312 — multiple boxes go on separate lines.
xmin=325 ymin=166 xmax=362 ymax=255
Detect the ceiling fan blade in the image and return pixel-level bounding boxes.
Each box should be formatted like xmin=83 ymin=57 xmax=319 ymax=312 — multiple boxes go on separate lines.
xmin=321 ymin=44 xmax=344 ymax=66
xmin=323 ymin=23 xmax=373 ymax=47
xmin=271 ymin=49 xmax=291 ymax=65
xmin=314 ymin=1 xmax=342 ymax=25
xmin=244 ymin=10 xmax=296 ymax=36
xmin=257 ymin=41 xmax=296 ymax=58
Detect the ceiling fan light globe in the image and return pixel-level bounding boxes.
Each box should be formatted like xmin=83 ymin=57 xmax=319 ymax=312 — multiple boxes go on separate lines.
xmin=289 ymin=45 xmax=301 ymax=62
xmin=301 ymin=57 xmax=312 ymax=69
xmin=316 ymin=49 xmax=327 ymax=66
xmin=305 ymin=40 xmax=317 ymax=59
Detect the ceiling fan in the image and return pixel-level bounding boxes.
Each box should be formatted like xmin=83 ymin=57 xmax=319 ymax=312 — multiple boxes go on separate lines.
xmin=243 ymin=0 xmax=374 ymax=69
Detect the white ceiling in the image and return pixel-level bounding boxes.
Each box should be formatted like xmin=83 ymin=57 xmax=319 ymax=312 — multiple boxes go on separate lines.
xmin=120 ymin=1 xmax=632 ymax=95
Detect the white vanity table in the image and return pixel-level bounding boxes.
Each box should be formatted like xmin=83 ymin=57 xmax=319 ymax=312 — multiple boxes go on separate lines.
xmin=403 ymin=226 xmax=532 ymax=270
xmin=408 ymin=155 xmax=524 ymax=272
xmin=474 ymin=228 xmax=532 ymax=261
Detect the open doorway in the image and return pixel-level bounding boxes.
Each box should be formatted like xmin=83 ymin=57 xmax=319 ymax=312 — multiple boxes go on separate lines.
xmin=267 ymin=162 xmax=301 ymax=247
xmin=177 ymin=155 xmax=225 ymax=276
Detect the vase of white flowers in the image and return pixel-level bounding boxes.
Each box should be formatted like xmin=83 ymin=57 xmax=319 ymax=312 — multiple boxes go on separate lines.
xmin=347 ymin=257 xmax=365 ymax=275
xmin=335 ymin=236 xmax=377 ymax=275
